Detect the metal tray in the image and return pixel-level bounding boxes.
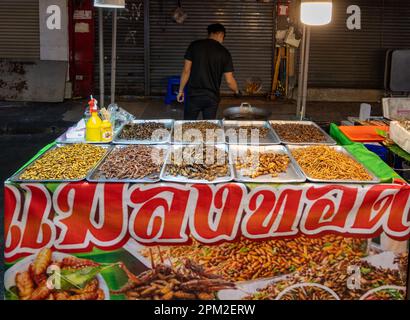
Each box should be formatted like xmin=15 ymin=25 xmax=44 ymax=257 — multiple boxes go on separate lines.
xmin=223 ymin=120 xmax=280 ymax=145
xmin=172 ymin=120 xmax=225 ymax=145
xmin=287 ymin=145 xmax=380 ymax=184
xmin=269 ymin=120 xmax=337 ymax=145
xmin=160 ymin=144 xmax=234 ymax=184
xmin=230 ymin=145 xmax=306 ymax=183
xmin=86 ymin=145 xmax=169 ymax=183
xmin=9 ymin=144 xmax=111 ymax=183
xmin=113 ymin=119 xmax=174 ymax=145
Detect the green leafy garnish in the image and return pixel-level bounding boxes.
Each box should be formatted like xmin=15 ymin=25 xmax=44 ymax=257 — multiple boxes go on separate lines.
xmin=202 ymin=247 xmax=211 ymax=256
xmin=5 ymin=286 xmax=19 ymax=300
xmin=56 ymin=263 xmax=116 ymax=290
xmin=360 ymin=267 xmax=372 ymax=275
xmin=239 ymin=247 xmax=250 ymax=254
xmin=386 ymin=289 xmax=404 ymax=300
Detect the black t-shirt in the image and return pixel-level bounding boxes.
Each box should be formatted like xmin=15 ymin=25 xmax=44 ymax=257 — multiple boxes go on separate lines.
xmin=184 ymin=39 xmax=234 ymax=102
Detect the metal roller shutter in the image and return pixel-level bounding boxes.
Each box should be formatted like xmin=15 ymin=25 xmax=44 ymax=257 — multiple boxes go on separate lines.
xmin=0 ymin=0 xmax=40 ymax=60
xmin=309 ymin=0 xmax=410 ymax=89
xmin=149 ymin=0 xmax=275 ymax=95
xmin=94 ymin=0 xmax=145 ymax=96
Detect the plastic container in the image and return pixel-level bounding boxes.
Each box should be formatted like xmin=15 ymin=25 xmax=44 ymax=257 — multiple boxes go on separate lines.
xmin=339 ymin=125 xmax=389 ymax=142
xmin=364 ymin=144 xmax=388 ymax=162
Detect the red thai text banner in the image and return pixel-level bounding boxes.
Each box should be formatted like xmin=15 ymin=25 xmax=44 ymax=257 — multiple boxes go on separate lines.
xmin=4 ymin=182 xmax=410 ymax=262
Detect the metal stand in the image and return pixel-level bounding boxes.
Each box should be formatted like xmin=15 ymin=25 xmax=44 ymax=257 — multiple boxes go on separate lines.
xmin=300 ymin=26 xmax=311 ymax=120
xmin=111 ymin=9 xmax=118 ymax=105
xmin=296 ymin=25 xmax=311 ymax=120
xmin=296 ymin=25 xmax=306 ymax=117
xmin=98 ymin=7 xmax=105 ymax=107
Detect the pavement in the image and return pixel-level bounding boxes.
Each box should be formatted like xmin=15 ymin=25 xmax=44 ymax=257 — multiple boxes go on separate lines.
xmin=0 ymin=97 xmax=382 ymax=299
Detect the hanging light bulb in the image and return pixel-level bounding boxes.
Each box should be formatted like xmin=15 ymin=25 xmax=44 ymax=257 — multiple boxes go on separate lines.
xmin=300 ymin=0 xmax=333 ymax=26
xmin=94 ymin=0 xmax=125 ymax=9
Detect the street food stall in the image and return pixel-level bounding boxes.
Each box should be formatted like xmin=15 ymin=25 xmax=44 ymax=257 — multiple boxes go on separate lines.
xmin=4 ymin=113 xmax=410 ymax=300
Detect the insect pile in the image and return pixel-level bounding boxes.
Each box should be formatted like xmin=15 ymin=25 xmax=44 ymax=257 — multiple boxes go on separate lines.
xmin=98 ymin=145 xmax=165 ymax=180
xmin=291 ymin=146 xmax=373 ymax=181
xmin=229 ymin=126 xmax=270 ymax=139
xmin=19 ymin=144 xmax=106 ymax=181
xmin=112 ymin=251 xmax=235 ymax=300
xmin=174 ymin=121 xmax=223 ymax=143
xmin=142 ymin=236 xmax=367 ymax=282
xmin=244 ymin=258 xmax=405 ymax=300
xmin=119 ymin=122 xmax=169 ymax=141
xmin=235 ymin=149 xmax=290 ymax=178
xmin=166 ymin=145 xmax=229 ymax=181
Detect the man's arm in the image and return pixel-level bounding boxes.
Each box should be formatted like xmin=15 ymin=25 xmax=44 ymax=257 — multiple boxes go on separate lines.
xmin=224 ymin=72 xmax=240 ymax=95
xmin=177 ymin=59 xmax=192 ymax=103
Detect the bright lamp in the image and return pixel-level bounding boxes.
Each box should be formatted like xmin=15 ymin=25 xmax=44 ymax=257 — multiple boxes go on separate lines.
xmin=94 ymin=0 xmax=125 ymax=8
xmin=301 ymin=1 xmax=333 ymax=26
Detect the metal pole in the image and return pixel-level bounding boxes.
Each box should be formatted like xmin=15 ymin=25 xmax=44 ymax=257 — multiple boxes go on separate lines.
xmin=111 ymin=9 xmax=118 ymax=104
xmin=296 ymin=24 xmax=306 ymax=118
xmin=98 ymin=7 xmax=105 ymax=107
xmin=300 ymin=26 xmax=311 ymax=121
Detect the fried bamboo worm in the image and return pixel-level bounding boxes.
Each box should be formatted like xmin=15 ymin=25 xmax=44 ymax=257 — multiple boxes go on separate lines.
xmin=15 ymin=271 xmax=35 ymax=300
xmin=28 ymin=283 xmax=51 ymax=300
xmin=68 ymin=292 xmax=99 ymax=300
xmin=32 ymin=248 xmax=52 ymax=276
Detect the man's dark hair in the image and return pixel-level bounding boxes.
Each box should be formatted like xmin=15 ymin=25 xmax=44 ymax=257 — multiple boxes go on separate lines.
xmin=207 ymin=23 xmax=226 ymax=35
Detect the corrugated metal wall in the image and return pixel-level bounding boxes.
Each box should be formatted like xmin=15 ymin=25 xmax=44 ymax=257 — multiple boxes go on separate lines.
xmin=0 ymin=0 xmax=40 ymax=60
xmin=309 ymin=0 xmax=410 ymax=89
xmin=149 ymin=0 xmax=275 ymax=95
xmin=94 ymin=0 xmax=145 ymax=95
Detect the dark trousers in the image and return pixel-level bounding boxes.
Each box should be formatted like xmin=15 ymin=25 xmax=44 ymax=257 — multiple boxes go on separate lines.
xmin=184 ymin=95 xmax=219 ymax=120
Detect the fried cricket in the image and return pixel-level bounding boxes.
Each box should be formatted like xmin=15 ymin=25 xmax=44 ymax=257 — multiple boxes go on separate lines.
xmin=112 ymin=253 xmax=235 ymax=300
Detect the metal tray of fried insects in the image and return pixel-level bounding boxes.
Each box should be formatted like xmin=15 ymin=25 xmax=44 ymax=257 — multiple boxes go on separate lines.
xmin=223 ymin=120 xmax=280 ymax=145
xmin=269 ymin=120 xmax=337 ymax=145
xmin=171 ymin=120 xmax=225 ymax=145
xmin=86 ymin=144 xmax=169 ymax=183
xmin=230 ymin=145 xmax=306 ymax=184
xmin=160 ymin=144 xmax=234 ymax=184
xmin=9 ymin=144 xmax=112 ymax=183
xmin=113 ymin=119 xmax=174 ymax=145
xmin=286 ymin=145 xmax=380 ymax=184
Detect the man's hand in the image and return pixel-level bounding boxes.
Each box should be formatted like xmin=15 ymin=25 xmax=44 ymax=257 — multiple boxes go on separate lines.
xmin=224 ymin=72 xmax=240 ymax=96
xmin=177 ymin=91 xmax=185 ymax=103
xmin=177 ymin=59 xmax=192 ymax=104
xmin=234 ymin=90 xmax=243 ymax=98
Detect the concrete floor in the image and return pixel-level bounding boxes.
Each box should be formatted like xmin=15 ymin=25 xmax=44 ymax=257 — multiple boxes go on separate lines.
xmin=0 ymin=97 xmax=382 ymax=299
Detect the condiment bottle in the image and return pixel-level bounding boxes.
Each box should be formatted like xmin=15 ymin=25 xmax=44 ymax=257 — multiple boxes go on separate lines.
xmin=101 ymin=120 xmax=113 ymax=142
xmin=86 ymin=98 xmax=102 ymax=142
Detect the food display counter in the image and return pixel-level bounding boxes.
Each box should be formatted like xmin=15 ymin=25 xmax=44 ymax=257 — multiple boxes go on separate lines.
xmin=4 ymin=119 xmax=410 ymax=301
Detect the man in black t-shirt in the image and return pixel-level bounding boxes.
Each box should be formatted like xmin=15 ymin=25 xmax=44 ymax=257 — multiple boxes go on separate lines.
xmin=177 ymin=23 xmax=240 ymax=120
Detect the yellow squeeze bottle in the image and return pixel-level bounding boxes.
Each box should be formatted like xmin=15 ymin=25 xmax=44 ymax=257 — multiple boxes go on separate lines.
xmin=86 ymin=98 xmax=102 ymax=142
